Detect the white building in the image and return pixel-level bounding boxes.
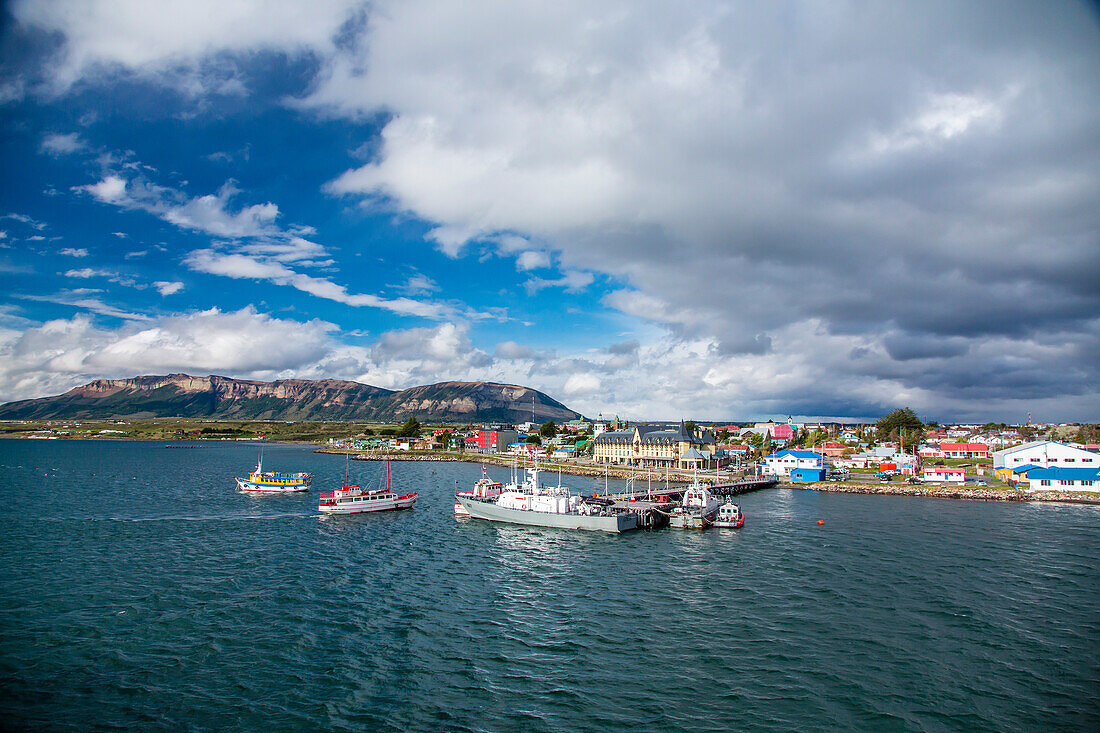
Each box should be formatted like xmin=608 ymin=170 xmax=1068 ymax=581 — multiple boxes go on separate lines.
xmin=993 ymin=441 xmax=1098 ymax=471
xmin=922 ymin=466 xmax=965 ymax=484
xmin=762 ymin=450 xmax=825 ymax=478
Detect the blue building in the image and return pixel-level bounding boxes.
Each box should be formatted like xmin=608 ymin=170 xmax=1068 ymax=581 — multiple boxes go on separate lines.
xmin=790 ymin=467 xmax=827 ymax=483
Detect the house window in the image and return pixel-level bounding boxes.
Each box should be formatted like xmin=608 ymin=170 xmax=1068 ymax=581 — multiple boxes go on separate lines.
xmin=1040 ymin=480 xmax=1051 ymax=486
xmin=1065 ymin=458 xmax=1074 ymax=463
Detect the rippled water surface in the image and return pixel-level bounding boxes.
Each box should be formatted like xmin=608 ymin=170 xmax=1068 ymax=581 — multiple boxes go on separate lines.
xmin=1 ymin=440 xmax=1098 ymax=731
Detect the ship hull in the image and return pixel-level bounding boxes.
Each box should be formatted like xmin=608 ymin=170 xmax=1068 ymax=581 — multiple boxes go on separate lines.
xmin=236 ymin=478 xmax=309 ymax=493
xmin=458 ymin=497 xmax=636 ymax=533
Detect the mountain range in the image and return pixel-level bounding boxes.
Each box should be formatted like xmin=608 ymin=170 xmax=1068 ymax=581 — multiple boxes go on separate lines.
xmin=0 ymin=374 xmax=582 ymax=424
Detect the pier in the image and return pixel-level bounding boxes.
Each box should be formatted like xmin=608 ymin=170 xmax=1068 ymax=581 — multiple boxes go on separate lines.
xmin=598 ymin=478 xmax=778 ymax=529
xmin=602 ymin=478 xmax=777 ymax=502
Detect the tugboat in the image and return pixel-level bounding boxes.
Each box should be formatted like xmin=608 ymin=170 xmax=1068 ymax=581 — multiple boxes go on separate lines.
xmin=668 ymin=480 xmax=720 ymax=529
xmin=713 ymin=502 xmax=744 ymax=528
xmin=318 ymin=458 xmax=416 ymax=515
xmin=454 ymin=466 xmax=504 ymax=516
xmin=236 ymin=453 xmax=311 ymax=492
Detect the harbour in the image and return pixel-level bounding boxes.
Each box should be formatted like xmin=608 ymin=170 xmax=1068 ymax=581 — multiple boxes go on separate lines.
xmin=2 ymin=438 xmax=1098 ymax=731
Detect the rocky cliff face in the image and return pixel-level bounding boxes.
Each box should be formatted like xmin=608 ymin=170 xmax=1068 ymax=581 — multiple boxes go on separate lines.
xmin=0 ymin=374 xmax=581 ymax=423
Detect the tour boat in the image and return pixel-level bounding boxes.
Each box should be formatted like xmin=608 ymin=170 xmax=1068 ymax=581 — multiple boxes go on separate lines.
xmin=454 ymin=466 xmax=504 ymax=516
xmin=668 ymin=480 xmax=720 ymax=529
xmin=712 ymin=502 xmax=744 ymax=528
xmin=318 ymin=458 xmax=417 ymax=515
xmin=235 ymin=454 xmax=311 ymax=493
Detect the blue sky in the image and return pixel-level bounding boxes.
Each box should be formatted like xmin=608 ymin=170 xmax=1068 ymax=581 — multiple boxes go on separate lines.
xmin=1 ymin=1 xmax=1098 ymax=422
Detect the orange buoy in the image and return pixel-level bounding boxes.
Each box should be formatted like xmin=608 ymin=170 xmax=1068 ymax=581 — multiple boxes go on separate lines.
xmin=817 ymin=519 xmax=825 ymax=525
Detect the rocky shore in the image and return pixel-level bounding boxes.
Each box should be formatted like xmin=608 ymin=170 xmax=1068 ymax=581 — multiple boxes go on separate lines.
xmin=790 ymin=481 xmax=1100 ymax=505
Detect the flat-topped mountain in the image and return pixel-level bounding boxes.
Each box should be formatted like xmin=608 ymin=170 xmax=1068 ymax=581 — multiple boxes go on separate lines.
xmin=0 ymin=374 xmax=581 ymax=423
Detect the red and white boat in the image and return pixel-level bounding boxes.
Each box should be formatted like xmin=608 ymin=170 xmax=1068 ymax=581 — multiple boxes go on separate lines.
xmin=454 ymin=466 xmax=504 ymax=516
xmin=318 ymin=458 xmax=417 ymax=515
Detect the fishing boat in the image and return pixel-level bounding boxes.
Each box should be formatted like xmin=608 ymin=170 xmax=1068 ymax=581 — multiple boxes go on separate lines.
xmin=668 ymin=479 xmax=719 ymax=529
xmin=713 ymin=502 xmax=744 ymax=528
xmin=235 ymin=454 xmax=311 ymax=492
xmin=457 ymin=459 xmax=637 ymax=533
xmin=454 ymin=466 xmax=504 ymax=516
xmin=318 ymin=458 xmax=417 ymax=514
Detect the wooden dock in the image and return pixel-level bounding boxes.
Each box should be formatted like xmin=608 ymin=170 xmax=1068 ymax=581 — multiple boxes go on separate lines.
xmin=603 ymin=478 xmax=777 ymax=502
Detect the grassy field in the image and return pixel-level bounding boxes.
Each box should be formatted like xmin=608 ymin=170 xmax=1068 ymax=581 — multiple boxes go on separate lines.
xmin=0 ymin=418 xmax=452 ymax=443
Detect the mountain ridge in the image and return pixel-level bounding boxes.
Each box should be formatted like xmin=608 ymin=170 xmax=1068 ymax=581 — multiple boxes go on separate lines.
xmin=0 ymin=374 xmax=582 ymax=423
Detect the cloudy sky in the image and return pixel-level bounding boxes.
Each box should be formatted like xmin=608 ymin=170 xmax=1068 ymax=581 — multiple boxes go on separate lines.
xmin=1 ymin=1 xmax=1097 ymax=422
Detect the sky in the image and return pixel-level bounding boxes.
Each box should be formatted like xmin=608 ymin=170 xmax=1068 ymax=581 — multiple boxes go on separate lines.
xmin=0 ymin=1 xmax=1097 ymax=423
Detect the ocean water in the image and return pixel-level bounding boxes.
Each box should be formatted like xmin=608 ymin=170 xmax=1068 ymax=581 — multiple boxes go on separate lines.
xmin=1 ymin=439 xmax=1097 ymax=732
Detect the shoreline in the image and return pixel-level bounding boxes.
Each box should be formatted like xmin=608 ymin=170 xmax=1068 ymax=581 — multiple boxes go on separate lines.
xmin=315 ymin=448 xmax=1100 ymax=505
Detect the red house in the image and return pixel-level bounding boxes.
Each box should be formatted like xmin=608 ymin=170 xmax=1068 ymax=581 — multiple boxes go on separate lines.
xmin=940 ymin=443 xmax=990 ymax=459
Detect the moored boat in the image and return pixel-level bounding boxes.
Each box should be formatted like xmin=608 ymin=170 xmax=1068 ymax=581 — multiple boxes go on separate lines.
xmin=458 ymin=460 xmax=637 ymax=533
xmin=318 ymin=458 xmax=416 ymax=515
xmin=668 ymin=480 xmax=719 ymax=529
xmin=235 ymin=455 xmax=311 ymax=493
xmin=454 ymin=467 xmax=504 ymax=516
xmin=713 ymin=502 xmax=744 ymax=528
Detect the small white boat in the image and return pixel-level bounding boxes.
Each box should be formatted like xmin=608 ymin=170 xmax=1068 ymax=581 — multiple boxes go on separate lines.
xmin=318 ymin=458 xmax=416 ymax=515
xmin=713 ymin=502 xmax=744 ymax=528
xmin=669 ymin=480 xmax=720 ymax=529
xmin=236 ymin=454 xmax=311 ymax=493
xmin=454 ymin=467 xmax=504 ymax=516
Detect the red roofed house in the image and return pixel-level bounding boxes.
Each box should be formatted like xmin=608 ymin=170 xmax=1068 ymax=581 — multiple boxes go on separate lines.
xmin=819 ymin=441 xmax=847 ymax=458
xmin=940 ymin=443 xmax=990 ymax=459
xmin=772 ymin=424 xmax=794 ymax=441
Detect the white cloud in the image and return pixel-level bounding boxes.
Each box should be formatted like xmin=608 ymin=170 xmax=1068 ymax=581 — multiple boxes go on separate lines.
xmin=80 ymin=175 xmax=127 ymax=203
xmin=515 ymin=250 xmax=550 ymax=271
xmin=392 ymin=273 xmax=439 ymax=296
xmin=183 ymin=249 xmax=450 ymax=318
xmin=40 ymin=132 xmax=86 ymax=156
xmin=563 ymin=372 xmax=600 ymax=396
xmin=64 ymin=268 xmax=111 ymax=278
xmin=154 ymin=281 xmax=184 ymax=296
xmin=0 ymin=306 xmax=337 ymax=402
xmin=14 ymin=0 xmax=363 ymax=95
xmin=58 ymin=248 xmax=89 ymax=257
xmin=524 ymin=269 xmax=594 ymax=293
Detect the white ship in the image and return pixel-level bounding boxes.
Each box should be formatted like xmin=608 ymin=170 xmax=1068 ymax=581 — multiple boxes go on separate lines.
xmin=454 ymin=466 xmax=504 ymax=516
xmin=457 ymin=460 xmax=637 ymax=533
xmin=668 ymin=479 xmax=720 ymax=529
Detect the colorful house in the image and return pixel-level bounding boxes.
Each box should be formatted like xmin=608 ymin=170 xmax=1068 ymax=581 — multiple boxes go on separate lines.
xmin=763 ymin=449 xmax=825 ymax=478
xmin=940 ymin=443 xmax=990 ymax=459
xmin=1025 ymin=467 xmax=1100 ymax=491
xmin=922 ymin=466 xmax=965 ymax=484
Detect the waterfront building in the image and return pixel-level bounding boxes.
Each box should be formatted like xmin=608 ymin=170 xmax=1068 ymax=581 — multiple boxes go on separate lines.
xmin=992 ymin=440 xmax=1099 ymax=482
xmin=477 ymin=429 xmax=519 ymax=454
xmin=922 ymin=466 xmax=965 ymax=483
xmin=790 ymin=467 xmax=826 ymax=482
xmin=1024 ymin=467 xmax=1100 ymax=491
xmin=762 ymin=449 xmax=825 ymax=478
xmin=592 ymin=422 xmax=717 ymax=469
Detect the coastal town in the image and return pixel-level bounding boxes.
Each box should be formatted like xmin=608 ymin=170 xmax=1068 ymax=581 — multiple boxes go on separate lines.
xmin=312 ymin=412 xmax=1100 ymax=501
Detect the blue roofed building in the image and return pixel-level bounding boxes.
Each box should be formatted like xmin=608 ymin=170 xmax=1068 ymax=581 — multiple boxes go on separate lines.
xmin=1024 ymin=467 xmax=1100 ymax=492
xmin=763 ymin=449 xmax=826 ymax=478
